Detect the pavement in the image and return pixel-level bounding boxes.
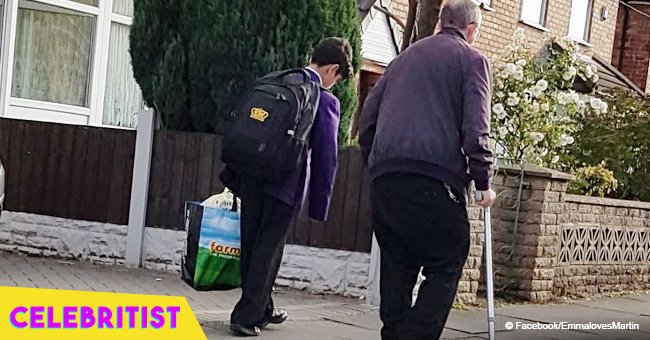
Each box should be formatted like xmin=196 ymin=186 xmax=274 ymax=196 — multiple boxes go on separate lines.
xmin=1 ymin=252 xmax=650 ymax=339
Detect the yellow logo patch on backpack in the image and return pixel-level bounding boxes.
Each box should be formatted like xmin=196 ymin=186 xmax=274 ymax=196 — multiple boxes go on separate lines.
xmin=249 ymin=108 xmax=269 ymax=122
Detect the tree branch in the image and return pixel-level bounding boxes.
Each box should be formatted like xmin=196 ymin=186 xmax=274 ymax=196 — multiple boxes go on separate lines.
xmin=372 ymin=5 xmax=406 ymax=29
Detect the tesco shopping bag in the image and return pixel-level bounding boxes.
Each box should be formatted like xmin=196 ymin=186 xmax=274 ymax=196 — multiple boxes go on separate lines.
xmin=181 ymin=189 xmax=242 ymax=291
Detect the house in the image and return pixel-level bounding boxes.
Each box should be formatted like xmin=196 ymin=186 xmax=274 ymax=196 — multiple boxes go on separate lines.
xmin=355 ymin=0 xmax=647 ymax=101
xmin=611 ymin=0 xmax=650 ymax=94
xmin=0 ymin=0 xmax=143 ymax=128
xmin=0 ymin=0 xmax=643 ymax=133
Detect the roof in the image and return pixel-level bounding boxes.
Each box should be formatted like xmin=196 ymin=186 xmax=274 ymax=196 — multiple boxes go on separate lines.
xmin=577 ymin=55 xmax=646 ymax=96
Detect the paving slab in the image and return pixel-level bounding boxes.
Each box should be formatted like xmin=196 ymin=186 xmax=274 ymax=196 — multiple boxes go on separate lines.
xmin=4 ymin=252 xmax=650 ymax=339
xmin=445 ymin=309 xmax=532 ymax=334
xmin=497 ymin=302 xmax=650 ymax=339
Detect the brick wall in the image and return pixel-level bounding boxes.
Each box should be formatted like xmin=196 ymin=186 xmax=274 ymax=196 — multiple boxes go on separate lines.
xmin=490 ymin=164 xmax=571 ymax=303
xmin=611 ymin=4 xmax=650 ymax=93
xmin=487 ymin=165 xmax=650 ymax=303
xmin=554 ymin=195 xmax=650 ymax=297
xmin=389 ymin=0 xmax=620 ymax=62
xmin=458 ymin=205 xmax=485 ymax=305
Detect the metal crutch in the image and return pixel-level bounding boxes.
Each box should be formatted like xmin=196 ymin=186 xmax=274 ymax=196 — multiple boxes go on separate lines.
xmin=475 ymin=191 xmax=496 ymax=340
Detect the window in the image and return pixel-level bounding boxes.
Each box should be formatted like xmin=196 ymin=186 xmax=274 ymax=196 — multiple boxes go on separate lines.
xmin=103 ymin=23 xmax=143 ymax=128
xmin=568 ymin=0 xmax=593 ymax=42
xmin=520 ymin=0 xmax=548 ymax=26
xmin=100 ymin=0 xmax=142 ymax=128
xmin=11 ymin=0 xmax=95 ymax=107
xmin=112 ymin=0 xmax=133 ymax=16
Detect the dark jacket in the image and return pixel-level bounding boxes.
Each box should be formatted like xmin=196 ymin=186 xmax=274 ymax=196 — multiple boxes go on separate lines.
xmin=359 ymin=28 xmax=493 ymax=198
xmin=221 ymin=68 xmax=340 ymax=221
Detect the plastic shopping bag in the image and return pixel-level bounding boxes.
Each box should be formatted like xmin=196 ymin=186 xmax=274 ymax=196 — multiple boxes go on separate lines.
xmin=181 ymin=189 xmax=241 ymax=290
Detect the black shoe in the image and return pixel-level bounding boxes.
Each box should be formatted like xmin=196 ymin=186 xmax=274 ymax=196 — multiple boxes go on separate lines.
xmin=269 ymin=308 xmax=288 ymax=324
xmin=259 ymin=308 xmax=288 ymax=329
xmin=229 ymin=323 xmax=261 ymax=337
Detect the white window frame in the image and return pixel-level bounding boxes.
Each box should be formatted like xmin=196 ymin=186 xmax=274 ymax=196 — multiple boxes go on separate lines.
xmin=519 ymin=0 xmax=549 ymax=30
xmin=567 ymin=0 xmax=594 ymax=45
xmin=0 ymin=0 xmax=140 ymax=129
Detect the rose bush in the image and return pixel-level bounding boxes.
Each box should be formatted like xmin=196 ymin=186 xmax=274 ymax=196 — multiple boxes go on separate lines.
xmin=491 ymin=29 xmax=604 ymax=168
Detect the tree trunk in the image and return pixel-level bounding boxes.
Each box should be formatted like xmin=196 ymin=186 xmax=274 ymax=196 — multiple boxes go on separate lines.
xmin=415 ymin=0 xmax=443 ymax=41
xmin=401 ymin=0 xmax=418 ymax=52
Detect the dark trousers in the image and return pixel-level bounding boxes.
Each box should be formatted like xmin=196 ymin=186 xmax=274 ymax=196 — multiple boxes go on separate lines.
xmin=371 ymin=174 xmax=470 ymax=340
xmin=230 ymin=179 xmax=295 ymax=327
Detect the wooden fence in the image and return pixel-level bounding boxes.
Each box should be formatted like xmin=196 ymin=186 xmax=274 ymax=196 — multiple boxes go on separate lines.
xmin=0 ymin=118 xmax=372 ymax=253
xmin=0 ymin=118 xmax=135 ymax=224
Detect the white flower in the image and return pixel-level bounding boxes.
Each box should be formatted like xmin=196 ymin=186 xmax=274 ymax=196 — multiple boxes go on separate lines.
xmin=600 ymin=101 xmax=608 ymax=113
xmin=529 ymin=132 xmax=545 ymax=143
xmin=592 ymin=74 xmax=599 ymax=82
xmin=498 ymin=126 xmax=509 ymax=138
xmin=536 ymin=79 xmax=548 ymax=91
xmin=516 ymin=59 xmax=527 ymax=67
xmin=589 ymin=97 xmax=608 ymax=113
xmin=563 ymin=71 xmax=574 ymax=81
xmin=569 ymin=90 xmax=580 ymax=103
xmin=559 ymin=134 xmax=575 ymax=147
xmin=508 ymin=92 xmax=518 ymax=98
xmin=541 ymin=102 xmax=550 ymax=112
xmin=551 ymin=155 xmax=560 ymax=164
xmin=514 ymin=70 xmax=524 ymax=81
xmin=569 ymin=66 xmax=577 ymax=76
xmin=540 ymin=148 xmax=549 ymax=157
xmin=584 ymin=65 xmax=594 ymax=78
xmin=492 ymin=103 xmax=505 ymax=115
xmin=507 ymin=97 xmax=520 ymax=106
xmin=506 ymin=63 xmax=517 ymax=75
xmin=497 ymin=92 xmax=506 ymax=98
xmin=558 ymin=92 xmax=571 ymax=105
xmin=531 ymin=86 xmax=543 ymax=97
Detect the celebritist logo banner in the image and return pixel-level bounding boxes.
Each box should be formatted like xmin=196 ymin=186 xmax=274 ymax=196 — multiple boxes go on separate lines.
xmin=0 ymin=286 xmax=206 ymax=339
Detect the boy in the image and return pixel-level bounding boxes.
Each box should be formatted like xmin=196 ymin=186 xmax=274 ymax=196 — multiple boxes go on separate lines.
xmin=221 ymin=37 xmax=353 ymax=336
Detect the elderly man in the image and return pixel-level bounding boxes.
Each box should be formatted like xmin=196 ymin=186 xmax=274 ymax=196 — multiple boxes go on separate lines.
xmin=359 ymin=0 xmax=496 ymax=339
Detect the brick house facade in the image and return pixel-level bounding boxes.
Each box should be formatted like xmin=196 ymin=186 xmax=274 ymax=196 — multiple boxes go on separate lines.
xmin=611 ymin=1 xmax=650 ymax=93
xmin=383 ymin=0 xmax=621 ymax=62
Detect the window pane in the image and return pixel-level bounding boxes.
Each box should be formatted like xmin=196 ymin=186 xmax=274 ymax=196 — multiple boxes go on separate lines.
xmin=103 ymin=22 xmax=143 ymax=128
xmin=12 ymin=0 xmax=95 ymax=107
xmin=568 ymin=0 xmax=591 ymax=40
xmin=71 ymin=0 xmax=98 ymax=6
xmin=521 ymin=0 xmax=545 ymax=24
xmin=112 ymin=0 xmax=133 ymax=16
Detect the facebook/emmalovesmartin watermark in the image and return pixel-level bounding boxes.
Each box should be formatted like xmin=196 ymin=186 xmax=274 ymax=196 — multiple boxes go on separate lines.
xmin=504 ymin=321 xmax=640 ymax=331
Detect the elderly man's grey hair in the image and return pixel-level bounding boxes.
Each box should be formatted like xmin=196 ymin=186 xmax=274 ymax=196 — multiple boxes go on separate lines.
xmin=439 ymin=0 xmax=482 ymax=30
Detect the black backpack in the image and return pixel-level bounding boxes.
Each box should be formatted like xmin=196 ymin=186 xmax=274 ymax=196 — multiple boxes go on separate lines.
xmin=221 ymin=69 xmax=321 ymax=183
